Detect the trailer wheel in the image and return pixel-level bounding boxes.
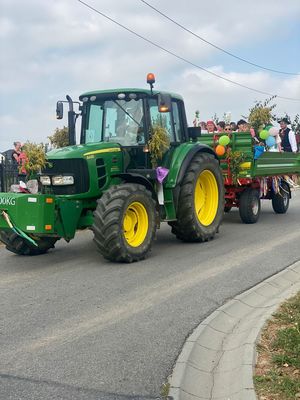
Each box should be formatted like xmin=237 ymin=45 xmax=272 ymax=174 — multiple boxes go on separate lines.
xmin=93 ymin=183 xmax=157 ymax=262
xmin=272 ymin=181 xmax=290 ymax=214
xmin=0 ymin=230 xmax=57 ymax=255
xmin=169 ymin=153 xmax=224 ymax=242
xmin=239 ymin=189 xmax=261 ymax=224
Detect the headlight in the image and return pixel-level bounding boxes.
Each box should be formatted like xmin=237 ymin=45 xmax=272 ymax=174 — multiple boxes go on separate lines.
xmin=40 ymin=176 xmax=51 ymax=185
xmin=52 ymin=175 xmax=74 ymax=186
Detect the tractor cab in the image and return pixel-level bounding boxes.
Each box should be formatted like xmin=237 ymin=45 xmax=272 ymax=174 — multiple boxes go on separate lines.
xmin=78 ymin=89 xmax=188 ymax=169
xmin=56 ymin=74 xmax=189 ymax=170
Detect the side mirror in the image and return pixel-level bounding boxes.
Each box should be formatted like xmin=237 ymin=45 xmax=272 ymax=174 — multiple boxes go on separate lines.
xmin=158 ymin=93 xmax=172 ymax=113
xmin=188 ymin=127 xmax=201 ymax=141
xmin=56 ymin=101 xmax=63 ymax=119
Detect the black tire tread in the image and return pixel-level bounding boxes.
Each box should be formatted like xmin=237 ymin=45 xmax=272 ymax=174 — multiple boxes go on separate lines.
xmin=0 ymin=230 xmax=57 ymax=255
xmin=239 ymin=188 xmax=261 ymax=224
xmin=272 ymin=182 xmax=290 ymax=214
xmin=169 ymin=153 xmax=224 ymax=242
xmin=93 ymin=183 xmax=156 ymax=263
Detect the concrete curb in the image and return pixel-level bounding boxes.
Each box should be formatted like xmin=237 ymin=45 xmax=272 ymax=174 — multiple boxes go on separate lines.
xmin=168 ymin=261 xmax=300 ymax=400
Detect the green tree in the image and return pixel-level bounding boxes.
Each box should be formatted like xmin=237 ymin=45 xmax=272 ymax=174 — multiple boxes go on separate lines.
xmin=22 ymin=142 xmax=48 ymax=178
xmin=48 ymin=126 xmax=69 ymax=148
xmin=246 ymin=96 xmax=277 ymax=134
xmin=148 ymin=120 xmax=170 ymax=168
xmin=211 ymin=113 xmax=219 ymax=124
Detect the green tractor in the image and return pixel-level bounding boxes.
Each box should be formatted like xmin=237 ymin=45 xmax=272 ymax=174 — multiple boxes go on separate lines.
xmin=0 ymin=74 xmax=224 ymax=262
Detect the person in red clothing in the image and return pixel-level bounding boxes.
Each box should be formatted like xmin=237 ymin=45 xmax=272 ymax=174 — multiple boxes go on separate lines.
xmin=206 ymin=120 xmax=217 ymax=133
xmin=12 ymin=142 xmax=28 ymax=179
xmin=18 ymin=147 xmax=28 ymax=175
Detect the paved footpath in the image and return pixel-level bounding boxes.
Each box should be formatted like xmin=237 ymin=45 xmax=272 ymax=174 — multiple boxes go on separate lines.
xmin=168 ymin=261 xmax=300 ymax=400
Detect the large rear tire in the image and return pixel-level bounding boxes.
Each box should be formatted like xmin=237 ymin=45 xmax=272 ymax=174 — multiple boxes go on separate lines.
xmin=0 ymin=230 xmax=58 ymax=255
xmin=93 ymin=183 xmax=157 ymax=262
xmin=239 ymin=188 xmax=261 ymax=224
xmin=272 ymin=181 xmax=290 ymax=214
xmin=169 ymin=153 xmax=224 ymax=242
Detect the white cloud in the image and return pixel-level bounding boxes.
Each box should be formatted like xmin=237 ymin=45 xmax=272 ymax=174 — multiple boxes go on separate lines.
xmin=0 ymin=0 xmax=300 ymax=151
xmin=177 ymin=67 xmax=300 ymax=124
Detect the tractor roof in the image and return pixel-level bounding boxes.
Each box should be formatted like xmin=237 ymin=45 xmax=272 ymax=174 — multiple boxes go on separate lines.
xmin=79 ymin=88 xmax=183 ymax=101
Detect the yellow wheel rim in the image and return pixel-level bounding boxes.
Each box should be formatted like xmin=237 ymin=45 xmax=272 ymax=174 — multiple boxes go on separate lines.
xmin=123 ymin=202 xmax=149 ymax=247
xmin=194 ymin=170 xmax=219 ymax=226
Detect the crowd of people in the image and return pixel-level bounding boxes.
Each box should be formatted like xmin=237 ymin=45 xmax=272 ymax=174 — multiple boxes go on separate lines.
xmin=6 ymin=116 xmax=299 ymax=177
xmin=193 ymin=115 xmax=299 ymax=153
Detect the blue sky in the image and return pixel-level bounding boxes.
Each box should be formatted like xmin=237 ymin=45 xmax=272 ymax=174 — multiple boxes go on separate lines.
xmin=0 ymin=0 xmax=299 ymax=151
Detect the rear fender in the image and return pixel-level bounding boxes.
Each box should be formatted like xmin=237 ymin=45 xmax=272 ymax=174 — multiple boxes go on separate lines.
xmin=176 ymin=145 xmax=218 ymax=186
xmin=163 ymin=143 xmax=218 ymax=218
xmin=164 ymin=143 xmax=218 ymax=189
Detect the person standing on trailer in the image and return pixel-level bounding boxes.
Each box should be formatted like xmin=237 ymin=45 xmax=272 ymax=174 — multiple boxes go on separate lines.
xmin=278 ymin=118 xmax=297 ymax=153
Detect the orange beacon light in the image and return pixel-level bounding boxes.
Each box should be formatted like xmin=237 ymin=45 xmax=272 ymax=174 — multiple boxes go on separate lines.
xmin=147 ymin=73 xmax=155 ymax=94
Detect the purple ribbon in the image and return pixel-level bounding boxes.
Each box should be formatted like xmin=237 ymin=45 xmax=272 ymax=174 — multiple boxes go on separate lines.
xmin=156 ymin=167 xmax=169 ymax=183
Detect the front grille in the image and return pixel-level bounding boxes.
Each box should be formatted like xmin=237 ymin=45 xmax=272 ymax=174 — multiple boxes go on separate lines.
xmin=43 ymin=158 xmax=89 ymax=195
xmin=96 ymin=158 xmax=107 ymax=189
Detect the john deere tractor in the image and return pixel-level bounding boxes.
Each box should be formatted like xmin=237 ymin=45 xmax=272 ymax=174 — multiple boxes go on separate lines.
xmin=0 ymin=74 xmax=224 ymax=262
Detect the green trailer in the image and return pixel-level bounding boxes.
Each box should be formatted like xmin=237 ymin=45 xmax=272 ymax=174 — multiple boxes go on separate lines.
xmin=199 ymin=131 xmax=300 ymax=223
xmin=0 ymin=76 xmax=225 ymax=262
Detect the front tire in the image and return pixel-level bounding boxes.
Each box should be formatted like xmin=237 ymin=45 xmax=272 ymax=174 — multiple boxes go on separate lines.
xmin=93 ymin=183 xmax=157 ymax=262
xmin=272 ymin=181 xmax=290 ymax=214
xmin=239 ymin=189 xmax=261 ymax=224
xmin=0 ymin=230 xmax=58 ymax=255
xmin=170 ymin=153 xmax=224 ymax=242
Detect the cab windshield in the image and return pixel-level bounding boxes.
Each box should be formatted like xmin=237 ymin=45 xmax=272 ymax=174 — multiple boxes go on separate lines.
xmin=83 ymin=98 xmax=145 ymax=146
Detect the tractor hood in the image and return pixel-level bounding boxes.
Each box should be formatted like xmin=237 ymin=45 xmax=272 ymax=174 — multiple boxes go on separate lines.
xmin=46 ymin=142 xmax=122 ymax=160
xmin=42 ymin=142 xmax=123 ymax=199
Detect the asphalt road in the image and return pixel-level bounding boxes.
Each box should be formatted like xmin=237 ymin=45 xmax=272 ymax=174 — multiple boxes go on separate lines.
xmin=1 ymin=191 xmax=300 ymax=400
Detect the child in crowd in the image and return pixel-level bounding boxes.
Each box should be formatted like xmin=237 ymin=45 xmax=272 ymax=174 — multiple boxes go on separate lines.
xmin=217 ymin=121 xmax=225 ymax=132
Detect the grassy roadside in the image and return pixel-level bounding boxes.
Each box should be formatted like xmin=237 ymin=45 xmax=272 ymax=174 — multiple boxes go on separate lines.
xmin=254 ymin=291 xmax=300 ymax=399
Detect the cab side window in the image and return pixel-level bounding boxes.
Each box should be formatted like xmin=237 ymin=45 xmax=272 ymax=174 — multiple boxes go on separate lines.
xmin=172 ymin=101 xmax=182 ymax=142
xmin=86 ymin=104 xmax=103 ymax=143
xmin=149 ymin=99 xmax=175 ymax=142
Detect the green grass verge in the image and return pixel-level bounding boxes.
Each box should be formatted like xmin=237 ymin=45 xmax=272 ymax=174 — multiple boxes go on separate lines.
xmin=254 ymin=291 xmax=300 ymax=399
